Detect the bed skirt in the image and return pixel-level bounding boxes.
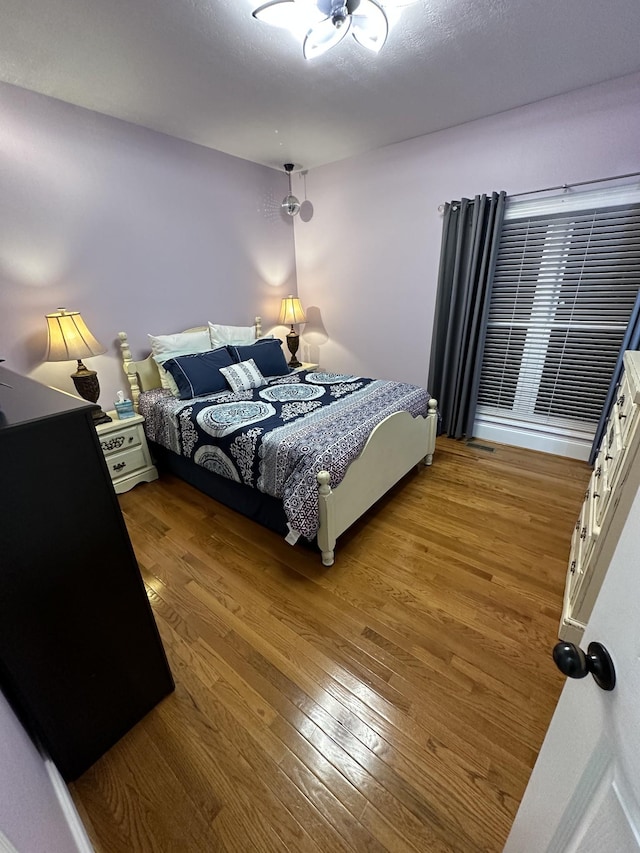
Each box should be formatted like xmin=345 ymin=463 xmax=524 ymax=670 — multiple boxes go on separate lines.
xmin=149 ymin=441 xmax=291 ymax=537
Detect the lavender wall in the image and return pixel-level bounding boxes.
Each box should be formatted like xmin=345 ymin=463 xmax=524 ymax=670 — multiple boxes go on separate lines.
xmin=294 ymin=72 xmax=640 ymax=387
xmin=0 ymin=82 xmax=296 ymax=407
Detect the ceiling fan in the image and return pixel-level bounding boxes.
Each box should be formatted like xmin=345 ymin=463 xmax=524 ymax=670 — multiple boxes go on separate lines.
xmin=253 ymin=0 xmax=417 ymax=60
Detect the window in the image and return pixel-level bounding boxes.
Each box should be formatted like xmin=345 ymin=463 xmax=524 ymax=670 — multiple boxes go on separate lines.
xmin=475 ymin=186 xmax=640 ymax=460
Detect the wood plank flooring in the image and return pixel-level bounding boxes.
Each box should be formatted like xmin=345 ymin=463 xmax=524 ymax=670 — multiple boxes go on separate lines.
xmin=70 ymin=437 xmax=591 ymax=852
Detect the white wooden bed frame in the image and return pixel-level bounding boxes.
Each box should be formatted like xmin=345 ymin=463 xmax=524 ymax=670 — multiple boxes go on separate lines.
xmin=118 ymin=319 xmax=437 ymax=566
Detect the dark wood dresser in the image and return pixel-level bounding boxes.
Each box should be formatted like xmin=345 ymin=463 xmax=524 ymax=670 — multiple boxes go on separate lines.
xmin=0 ymin=366 xmax=174 ymax=781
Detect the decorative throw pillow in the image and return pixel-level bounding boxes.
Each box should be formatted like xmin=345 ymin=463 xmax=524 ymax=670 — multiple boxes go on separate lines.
xmin=220 ymin=359 xmax=266 ymax=392
xmin=148 ymin=329 xmax=212 ymax=394
xmin=227 ymin=338 xmax=289 ymax=377
xmin=152 ymin=356 xmax=181 ymax=396
xmin=208 ymin=322 xmax=256 ymax=348
xmin=162 ymin=348 xmax=235 ymax=399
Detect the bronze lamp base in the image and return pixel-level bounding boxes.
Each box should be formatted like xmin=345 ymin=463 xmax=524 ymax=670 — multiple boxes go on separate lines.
xmin=286 ymin=328 xmax=301 ymax=368
xmin=71 ymin=361 xmax=112 ymax=424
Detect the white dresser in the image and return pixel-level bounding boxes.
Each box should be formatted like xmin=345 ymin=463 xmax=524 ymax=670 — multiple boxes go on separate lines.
xmin=560 ymin=351 xmax=640 ymax=643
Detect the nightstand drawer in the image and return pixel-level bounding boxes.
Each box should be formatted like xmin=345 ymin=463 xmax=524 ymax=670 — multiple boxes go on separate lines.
xmin=104 ymin=446 xmax=147 ymax=481
xmin=99 ymin=425 xmax=142 ymax=456
xmin=96 ymin=410 xmax=158 ymax=493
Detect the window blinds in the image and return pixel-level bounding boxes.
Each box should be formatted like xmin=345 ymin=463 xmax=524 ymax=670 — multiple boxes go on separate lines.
xmin=477 ymin=200 xmax=640 ymax=439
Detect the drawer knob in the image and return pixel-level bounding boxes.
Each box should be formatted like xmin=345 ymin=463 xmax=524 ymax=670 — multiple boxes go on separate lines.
xmin=580 ymin=526 xmax=587 ymax=540
xmin=553 ymin=641 xmax=616 ymax=691
xmin=570 ymin=560 xmax=576 ymax=574
xmin=594 ymin=465 xmax=601 ymax=478
xmin=113 ymin=461 xmax=127 ymax=472
xmin=618 ymin=394 xmax=625 ymax=406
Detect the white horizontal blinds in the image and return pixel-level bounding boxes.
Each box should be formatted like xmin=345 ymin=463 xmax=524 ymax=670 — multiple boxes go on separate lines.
xmin=477 ymin=199 xmax=640 ymax=434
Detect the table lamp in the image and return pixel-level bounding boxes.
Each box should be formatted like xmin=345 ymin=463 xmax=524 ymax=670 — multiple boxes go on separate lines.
xmin=278 ymin=295 xmax=307 ymax=367
xmin=45 ymin=308 xmax=112 ymax=424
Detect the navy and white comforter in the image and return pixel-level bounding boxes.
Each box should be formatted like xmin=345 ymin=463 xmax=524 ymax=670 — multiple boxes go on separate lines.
xmin=139 ymin=371 xmax=430 ymax=540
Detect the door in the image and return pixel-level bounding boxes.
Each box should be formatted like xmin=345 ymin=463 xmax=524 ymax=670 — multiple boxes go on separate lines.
xmin=505 ymin=482 xmax=640 ymax=852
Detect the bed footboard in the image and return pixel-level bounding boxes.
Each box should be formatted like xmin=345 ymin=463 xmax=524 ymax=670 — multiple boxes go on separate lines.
xmin=316 ymin=398 xmax=437 ymax=566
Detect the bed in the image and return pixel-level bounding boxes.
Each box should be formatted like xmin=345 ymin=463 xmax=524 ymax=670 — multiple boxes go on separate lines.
xmin=118 ymin=319 xmax=437 ymax=566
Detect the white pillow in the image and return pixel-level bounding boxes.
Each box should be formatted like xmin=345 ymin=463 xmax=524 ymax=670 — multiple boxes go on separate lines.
xmin=220 ymin=359 xmax=266 ymax=392
xmin=148 ymin=330 xmax=212 ymax=395
xmin=208 ymin=322 xmax=256 ymax=348
xmin=148 ymin=329 xmax=211 ymax=357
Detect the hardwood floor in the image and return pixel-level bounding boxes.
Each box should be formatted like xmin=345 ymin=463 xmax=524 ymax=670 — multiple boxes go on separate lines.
xmin=70 ymin=437 xmax=591 ymax=852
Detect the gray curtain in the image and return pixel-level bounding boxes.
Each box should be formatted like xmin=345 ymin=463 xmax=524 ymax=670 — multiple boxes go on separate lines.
xmin=589 ymin=287 xmax=640 ymax=464
xmin=428 ymin=191 xmax=506 ymax=439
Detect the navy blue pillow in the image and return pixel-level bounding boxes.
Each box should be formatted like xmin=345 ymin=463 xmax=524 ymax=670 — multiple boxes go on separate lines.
xmin=227 ymin=339 xmax=289 ymax=377
xmin=163 ymin=348 xmax=234 ymax=399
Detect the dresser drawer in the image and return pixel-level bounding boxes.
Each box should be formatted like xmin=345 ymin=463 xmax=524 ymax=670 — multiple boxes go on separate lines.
xmin=616 ymin=371 xmax=638 ymax=444
xmin=104 ymin=446 xmax=148 ymax=481
xmin=560 ymin=352 xmax=640 ymax=644
xmin=568 ymin=504 xmax=588 ymax=609
xmin=566 ymin=518 xmax=581 ymax=602
xmin=603 ymin=410 xmax=625 ymax=492
xmin=593 ymin=446 xmax=611 ymax=527
xmin=99 ymin=425 xmax=142 ymax=457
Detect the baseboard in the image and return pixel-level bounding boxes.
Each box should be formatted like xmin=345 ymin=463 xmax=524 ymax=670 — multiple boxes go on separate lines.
xmin=473 ymin=419 xmax=592 ymax=461
xmin=0 ymin=829 xmax=19 ymax=853
xmin=44 ymin=758 xmax=94 ymax=853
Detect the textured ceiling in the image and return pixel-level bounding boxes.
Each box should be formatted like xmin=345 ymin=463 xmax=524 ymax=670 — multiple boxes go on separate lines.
xmin=1 ymin=0 xmax=640 ymax=171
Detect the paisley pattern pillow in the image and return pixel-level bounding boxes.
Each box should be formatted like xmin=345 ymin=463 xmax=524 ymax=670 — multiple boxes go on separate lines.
xmin=220 ymin=359 xmax=266 ymax=392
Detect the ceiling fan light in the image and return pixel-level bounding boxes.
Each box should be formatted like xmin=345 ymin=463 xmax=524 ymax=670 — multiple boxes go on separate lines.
xmin=253 ymin=0 xmax=297 ymax=27
xmin=303 ymin=16 xmax=351 ymax=59
xmin=253 ymin=0 xmax=406 ymax=57
xmin=317 ymin=0 xmax=360 ymax=13
xmin=351 ymin=0 xmax=388 ymax=52
xmin=253 ymin=0 xmax=326 ymax=35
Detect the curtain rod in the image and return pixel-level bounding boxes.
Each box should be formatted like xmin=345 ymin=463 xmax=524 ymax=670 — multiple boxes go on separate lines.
xmin=508 ymin=169 xmax=640 ymax=199
xmin=438 ymin=170 xmax=640 ymax=211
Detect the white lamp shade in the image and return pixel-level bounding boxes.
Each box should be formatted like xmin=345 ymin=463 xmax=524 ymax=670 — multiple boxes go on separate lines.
xmin=45 ymin=308 xmax=106 ymax=362
xmin=278 ymin=295 xmax=307 ymax=326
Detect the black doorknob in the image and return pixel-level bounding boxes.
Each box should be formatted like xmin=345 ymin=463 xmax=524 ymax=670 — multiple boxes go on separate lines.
xmin=553 ymin=641 xmax=616 ymax=691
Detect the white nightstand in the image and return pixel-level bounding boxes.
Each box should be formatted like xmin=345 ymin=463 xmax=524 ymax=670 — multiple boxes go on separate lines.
xmin=291 ymin=363 xmax=319 ymax=373
xmin=95 ymin=411 xmax=158 ymax=494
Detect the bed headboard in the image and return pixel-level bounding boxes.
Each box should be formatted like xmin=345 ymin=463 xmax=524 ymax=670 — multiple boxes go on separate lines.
xmin=118 ymin=317 xmax=262 ymax=411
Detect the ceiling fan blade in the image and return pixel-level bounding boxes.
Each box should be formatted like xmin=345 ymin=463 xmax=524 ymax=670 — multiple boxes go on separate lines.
xmin=303 ymin=16 xmax=351 ymax=59
xmin=351 ymin=0 xmax=388 ymax=52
